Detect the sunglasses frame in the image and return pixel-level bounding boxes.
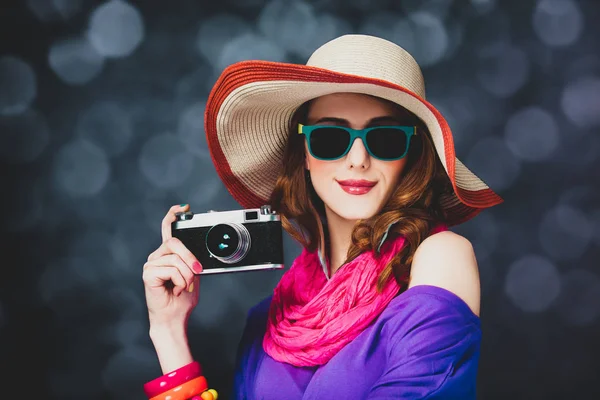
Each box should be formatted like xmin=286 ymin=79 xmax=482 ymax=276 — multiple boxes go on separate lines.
xmin=298 ymin=123 xmax=417 ymax=161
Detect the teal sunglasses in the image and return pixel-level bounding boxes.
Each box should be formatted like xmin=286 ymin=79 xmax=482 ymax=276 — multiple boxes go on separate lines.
xmin=298 ymin=123 xmax=417 ymax=161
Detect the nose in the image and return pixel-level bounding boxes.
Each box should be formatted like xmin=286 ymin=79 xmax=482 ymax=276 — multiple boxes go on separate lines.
xmin=345 ymin=137 xmax=370 ymax=170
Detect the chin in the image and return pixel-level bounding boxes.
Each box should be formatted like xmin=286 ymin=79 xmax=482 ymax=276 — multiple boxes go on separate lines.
xmin=327 ymin=203 xmax=381 ymax=222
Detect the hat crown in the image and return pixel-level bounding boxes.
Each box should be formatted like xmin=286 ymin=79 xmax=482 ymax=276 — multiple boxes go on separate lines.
xmin=306 ymin=34 xmax=426 ymax=99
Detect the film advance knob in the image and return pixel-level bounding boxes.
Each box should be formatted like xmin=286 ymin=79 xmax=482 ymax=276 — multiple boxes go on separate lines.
xmin=175 ymin=211 xmax=194 ymax=221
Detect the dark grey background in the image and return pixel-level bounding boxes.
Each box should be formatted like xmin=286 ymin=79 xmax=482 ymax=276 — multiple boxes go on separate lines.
xmin=1 ymin=0 xmax=599 ymax=399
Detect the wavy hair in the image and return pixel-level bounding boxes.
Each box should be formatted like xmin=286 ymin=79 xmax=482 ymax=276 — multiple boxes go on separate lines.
xmin=268 ymin=95 xmax=454 ymax=293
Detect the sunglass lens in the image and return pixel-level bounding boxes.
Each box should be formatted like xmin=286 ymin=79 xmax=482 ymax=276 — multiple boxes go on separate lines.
xmin=366 ymin=128 xmax=408 ymax=160
xmin=309 ymin=127 xmax=350 ymax=159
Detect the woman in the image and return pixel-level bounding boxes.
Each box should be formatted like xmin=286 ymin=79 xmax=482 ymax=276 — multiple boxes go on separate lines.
xmin=142 ymin=35 xmax=503 ymax=399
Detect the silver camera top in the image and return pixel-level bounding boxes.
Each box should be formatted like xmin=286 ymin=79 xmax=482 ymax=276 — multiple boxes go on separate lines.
xmin=174 ymin=205 xmax=279 ymax=229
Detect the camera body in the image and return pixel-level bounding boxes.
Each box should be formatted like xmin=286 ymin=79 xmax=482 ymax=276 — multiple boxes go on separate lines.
xmin=171 ymin=205 xmax=284 ymax=274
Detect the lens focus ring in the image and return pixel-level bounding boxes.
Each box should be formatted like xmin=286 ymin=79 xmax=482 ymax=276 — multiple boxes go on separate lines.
xmin=205 ymin=223 xmax=251 ymax=264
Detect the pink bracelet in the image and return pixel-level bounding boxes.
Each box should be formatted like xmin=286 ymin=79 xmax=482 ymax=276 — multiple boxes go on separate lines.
xmin=143 ymin=361 xmax=202 ymax=398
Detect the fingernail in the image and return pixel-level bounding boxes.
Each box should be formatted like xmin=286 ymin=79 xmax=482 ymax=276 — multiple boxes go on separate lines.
xmin=188 ymin=282 xmax=194 ymax=293
xmin=193 ymin=261 xmax=202 ymax=273
xmin=180 ymin=203 xmax=188 ymax=207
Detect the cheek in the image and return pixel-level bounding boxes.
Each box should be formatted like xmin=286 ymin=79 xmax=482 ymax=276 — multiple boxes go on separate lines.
xmin=381 ymin=159 xmax=409 ymax=183
xmin=307 ymin=158 xmax=335 ymax=177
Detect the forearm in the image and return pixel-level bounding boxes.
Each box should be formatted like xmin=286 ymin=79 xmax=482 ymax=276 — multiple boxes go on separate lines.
xmin=149 ymin=323 xmax=194 ymax=374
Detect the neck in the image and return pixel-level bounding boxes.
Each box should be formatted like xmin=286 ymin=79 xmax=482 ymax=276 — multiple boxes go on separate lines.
xmin=323 ymin=206 xmax=357 ymax=276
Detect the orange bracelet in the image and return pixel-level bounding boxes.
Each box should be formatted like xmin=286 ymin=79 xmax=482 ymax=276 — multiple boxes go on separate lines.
xmin=149 ymin=376 xmax=208 ymax=400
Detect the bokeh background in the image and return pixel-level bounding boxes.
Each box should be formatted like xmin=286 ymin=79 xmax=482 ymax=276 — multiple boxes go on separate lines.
xmin=1 ymin=0 xmax=599 ymax=398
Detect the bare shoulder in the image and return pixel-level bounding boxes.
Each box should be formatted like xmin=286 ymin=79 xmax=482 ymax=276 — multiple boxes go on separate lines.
xmin=408 ymin=230 xmax=481 ymax=316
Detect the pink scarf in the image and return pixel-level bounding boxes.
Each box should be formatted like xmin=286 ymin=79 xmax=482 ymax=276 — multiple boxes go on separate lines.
xmin=263 ymin=236 xmax=404 ymax=367
xmin=263 ymin=224 xmax=447 ymax=367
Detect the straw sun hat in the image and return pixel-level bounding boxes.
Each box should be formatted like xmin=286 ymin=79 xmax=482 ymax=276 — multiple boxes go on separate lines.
xmin=204 ymin=34 xmax=503 ymax=226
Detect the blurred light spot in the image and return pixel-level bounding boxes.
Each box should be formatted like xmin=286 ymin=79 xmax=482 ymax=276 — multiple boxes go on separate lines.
xmin=174 ymin=160 xmax=223 ymax=212
xmin=504 ymin=106 xmax=559 ymax=162
xmin=53 ymin=138 xmax=110 ymax=197
xmin=561 ymin=76 xmax=600 ymax=128
xmin=444 ymin=20 xmax=465 ymax=61
xmin=176 ymin=65 xmax=215 ymax=105
xmin=129 ymin=98 xmax=176 ymax=138
xmin=360 ymin=13 xmax=408 ymax=50
xmin=539 ymin=205 xmax=593 ymax=261
xmin=258 ymin=1 xmax=352 ymax=60
xmin=533 ymin=0 xmax=583 ymax=47
xmin=463 ymin=211 xmax=499 ymax=262
xmin=139 ymin=134 xmax=194 ymax=189
xmin=101 ymin=345 xmax=158 ymax=398
xmin=88 ymin=0 xmax=145 ymax=58
xmin=112 ymin=218 xmax=155 ymax=269
xmin=432 ymin=86 xmax=504 ymax=149
xmin=504 ymin=254 xmax=561 ymax=313
xmin=27 ymin=0 xmax=86 ymax=22
xmin=400 ymin=0 xmax=454 ymax=20
xmin=470 ymin=0 xmax=496 ymax=14
xmin=141 ymin=193 xmax=170 ymax=235
xmin=109 ymin=233 xmax=131 ymax=270
xmin=258 ymin=0 xmax=317 ymax=58
xmin=477 ymin=44 xmax=530 ymax=98
xmin=556 ymin=269 xmax=600 ymax=326
xmin=177 ymin=101 xmax=208 ymax=158
xmin=467 ymin=136 xmax=521 ymax=192
xmin=0 ymin=109 xmax=49 ymax=164
xmin=76 ymin=101 xmax=133 ymax=157
xmin=558 ymin=185 xmax=599 ymax=210
xmin=217 ymin=32 xmax=286 ymax=72
xmin=361 ymin=12 xmax=448 ymax=67
xmin=49 ymin=37 xmax=105 ymax=85
xmin=0 ymin=56 xmax=37 ymax=116
xmin=406 ymin=12 xmax=448 ymax=67
xmin=196 ymin=14 xmax=252 ymax=65
xmin=306 ymin=14 xmax=353 ymax=55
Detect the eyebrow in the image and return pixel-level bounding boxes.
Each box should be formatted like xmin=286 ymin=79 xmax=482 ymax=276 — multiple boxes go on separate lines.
xmin=308 ymin=116 xmax=404 ymax=126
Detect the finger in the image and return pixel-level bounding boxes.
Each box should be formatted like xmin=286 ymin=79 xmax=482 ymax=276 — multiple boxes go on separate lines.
xmin=148 ymin=237 xmax=202 ymax=274
xmin=161 ymin=203 xmax=189 ymax=243
xmin=187 ymin=275 xmax=201 ymax=294
xmin=142 ymin=263 xmax=187 ymax=296
xmin=146 ymin=253 xmax=195 ymax=288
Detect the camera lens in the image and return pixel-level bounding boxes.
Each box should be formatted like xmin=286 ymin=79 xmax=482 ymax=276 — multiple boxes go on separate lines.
xmin=205 ymin=223 xmax=251 ymax=264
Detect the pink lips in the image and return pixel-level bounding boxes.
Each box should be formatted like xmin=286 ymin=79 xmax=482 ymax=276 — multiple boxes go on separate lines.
xmin=337 ymin=179 xmax=377 ymax=195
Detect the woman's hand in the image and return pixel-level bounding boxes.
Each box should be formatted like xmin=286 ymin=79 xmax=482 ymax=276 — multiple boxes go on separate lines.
xmin=143 ymin=204 xmax=203 ymax=329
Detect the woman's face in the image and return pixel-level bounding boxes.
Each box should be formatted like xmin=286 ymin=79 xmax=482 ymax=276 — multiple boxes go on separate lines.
xmin=305 ymin=93 xmax=411 ymax=222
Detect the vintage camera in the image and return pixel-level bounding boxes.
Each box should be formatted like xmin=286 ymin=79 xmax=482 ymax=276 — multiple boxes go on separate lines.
xmin=171 ymin=205 xmax=284 ymax=274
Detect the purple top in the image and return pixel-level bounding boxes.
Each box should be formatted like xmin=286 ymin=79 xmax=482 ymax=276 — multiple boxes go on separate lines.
xmin=233 ymin=285 xmax=481 ymax=399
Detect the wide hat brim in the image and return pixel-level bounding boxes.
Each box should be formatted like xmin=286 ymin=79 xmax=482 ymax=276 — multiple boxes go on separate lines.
xmin=204 ymin=60 xmax=503 ymax=227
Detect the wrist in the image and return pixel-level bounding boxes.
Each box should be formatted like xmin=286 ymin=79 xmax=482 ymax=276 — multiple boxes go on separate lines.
xmin=149 ymin=323 xmax=194 ymax=374
xmin=149 ymin=320 xmax=188 ymax=341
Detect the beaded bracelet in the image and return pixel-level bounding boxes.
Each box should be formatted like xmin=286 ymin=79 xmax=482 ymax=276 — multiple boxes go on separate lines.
xmin=190 ymin=389 xmax=219 ymax=400
xmin=144 ymin=361 xmax=202 ymax=398
xmin=148 ymin=376 xmax=208 ymax=400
